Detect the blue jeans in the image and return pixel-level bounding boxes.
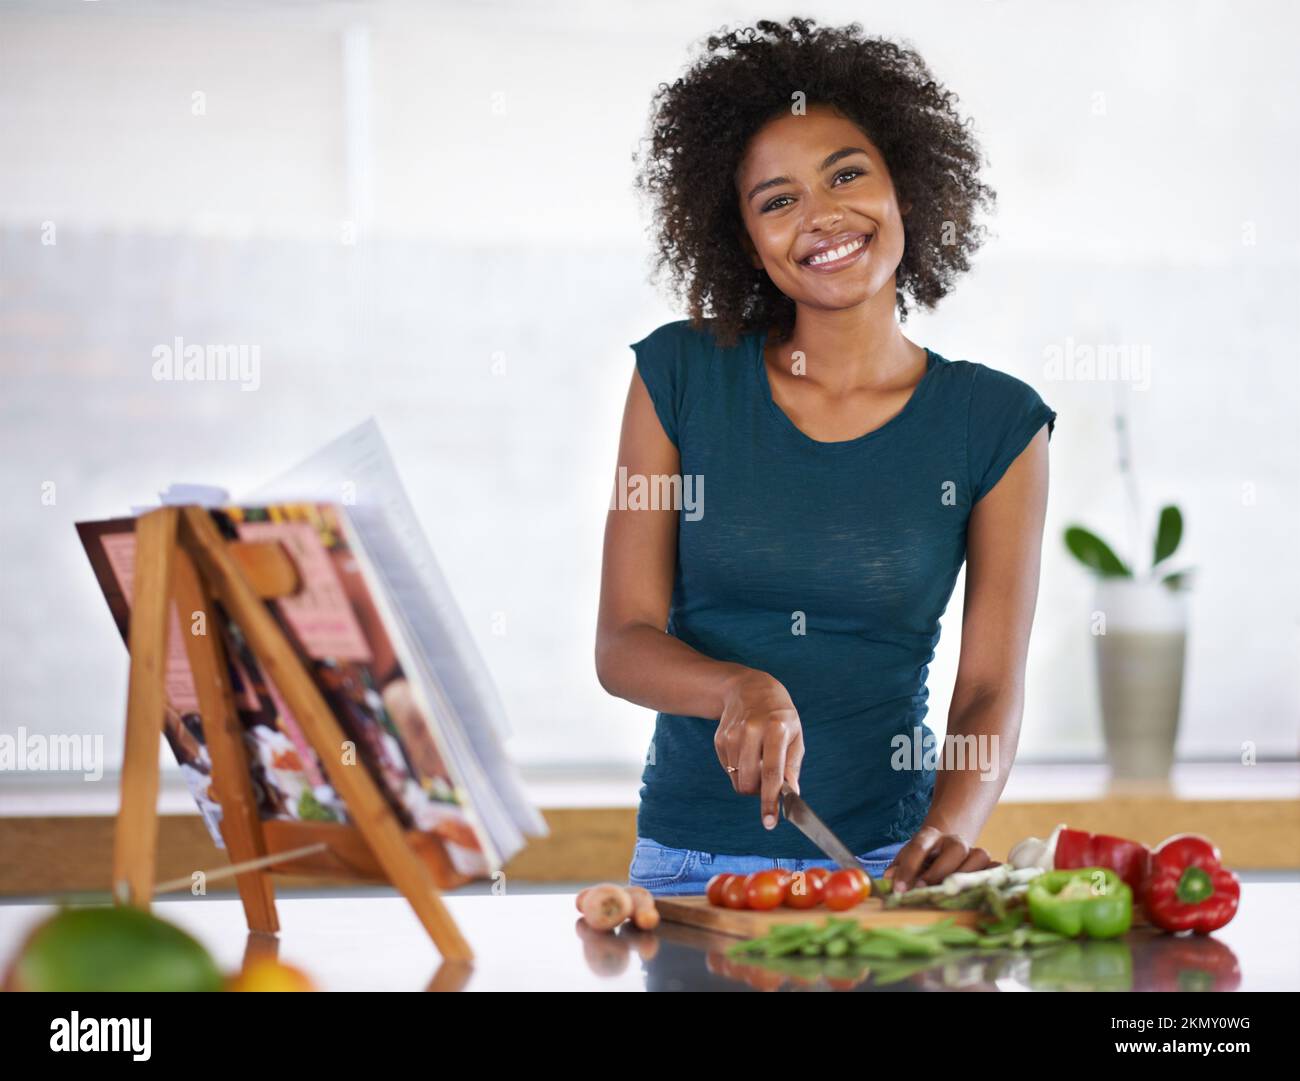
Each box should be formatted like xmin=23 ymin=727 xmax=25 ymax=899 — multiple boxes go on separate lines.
xmin=627 ymin=835 xmax=906 ymax=896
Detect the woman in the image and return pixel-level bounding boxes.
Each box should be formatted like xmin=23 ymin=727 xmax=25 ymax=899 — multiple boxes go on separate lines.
xmin=596 ymin=19 xmax=1056 ymax=897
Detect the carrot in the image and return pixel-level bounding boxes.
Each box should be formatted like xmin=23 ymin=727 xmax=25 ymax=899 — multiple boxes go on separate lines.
xmin=626 ymin=885 xmax=660 ymax=930
xmin=577 ymin=884 xmax=633 ymax=932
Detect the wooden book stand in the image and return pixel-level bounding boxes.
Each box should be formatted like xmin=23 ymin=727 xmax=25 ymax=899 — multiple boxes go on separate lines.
xmin=113 ymin=505 xmax=473 ymax=962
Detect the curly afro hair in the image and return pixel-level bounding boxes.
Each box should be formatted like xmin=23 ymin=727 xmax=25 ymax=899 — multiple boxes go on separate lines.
xmin=632 ymin=17 xmax=996 ymax=348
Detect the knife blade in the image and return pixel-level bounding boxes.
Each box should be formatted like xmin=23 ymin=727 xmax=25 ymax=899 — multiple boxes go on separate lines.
xmin=779 ymin=782 xmax=872 ymax=883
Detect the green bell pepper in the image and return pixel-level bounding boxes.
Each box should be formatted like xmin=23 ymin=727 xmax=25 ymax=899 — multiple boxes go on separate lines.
xmin=1026 ymin=867 xmax=1132 ymax=939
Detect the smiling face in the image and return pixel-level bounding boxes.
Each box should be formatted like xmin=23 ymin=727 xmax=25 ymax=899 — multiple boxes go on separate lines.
xmin=735 ymin=103 xmax=910 ymax=319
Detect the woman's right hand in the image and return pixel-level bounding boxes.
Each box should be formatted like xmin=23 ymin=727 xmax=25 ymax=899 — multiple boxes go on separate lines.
xmin=714 ymin=669 xmax=805 ymax=831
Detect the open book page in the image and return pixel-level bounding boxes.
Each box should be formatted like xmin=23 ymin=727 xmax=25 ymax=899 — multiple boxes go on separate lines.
xmin=75 ymin=518 xmax=349 ymax=849
xmin=76 ymin=503 xmax=497 ymax=878
xmin=332 ymin=509 xmax=511 ymax=868
xmin=222 ymin=503 xmax=493 ymax=878
xmin=345 ymin=503 xmax=546 ymax=842
xmin=244 ymin=419 xmax=514 ymax=746
xmin=77 ymin=420 xmax=542 ymax=877
xmin=246 ymin=419 xmax=546 ymax=845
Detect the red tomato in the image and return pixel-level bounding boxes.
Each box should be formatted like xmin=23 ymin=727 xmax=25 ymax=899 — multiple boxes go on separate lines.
xmin=843 ymin=866 xmax=872 ymax=900
xmin=706 ymin=873 xmax=734 ymax=907
xmin=824 ymin=869 xmax=868 ymax=911
xmin=744 ymin=870 xmax=787 ymax=911
xmin=720 ymin=875 xmax=750 ymax=910
xmin=783 ymin=869 xmax=825 ymax=909
xmin=806 ymin=867 xmax=832 ymax=891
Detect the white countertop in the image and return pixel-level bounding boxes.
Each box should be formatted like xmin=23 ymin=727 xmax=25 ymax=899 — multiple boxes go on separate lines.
xmin=1 ymin=882 xmax=1295 ymax=991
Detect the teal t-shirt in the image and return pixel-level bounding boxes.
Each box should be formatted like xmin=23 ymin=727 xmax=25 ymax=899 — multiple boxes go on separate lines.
xmin=629 ymin=319 xmax=1057 ymax=858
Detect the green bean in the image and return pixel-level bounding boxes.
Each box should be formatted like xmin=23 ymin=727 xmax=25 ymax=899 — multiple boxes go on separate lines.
xmin=753 ymin=926 xmax=814 ymax=957
xmin=886 ymin=887 xmax=942 ymax=909
xmin=879 ymin=924 xmax=945 ymax=939
xmin=936 ymin=892 xmax=985 ymax=910
xmin=913 ymin=917 xmax=954 ymax=933
xmin=816 ymin=919 xmax=859 ymax=944
xmin=865 ymin=928 xmax=946 ymax=957
xmin=853 ymin=938 xmax=902 ymax=959
xmin=930 ymin=924 xmax=981 ymax=947
xmin=978 ymin=908 xmax=1027 ymax=936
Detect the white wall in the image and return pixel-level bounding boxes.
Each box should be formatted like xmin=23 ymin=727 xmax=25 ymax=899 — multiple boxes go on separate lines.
xmin=1 ymin=0 xmax=1297 ymax=778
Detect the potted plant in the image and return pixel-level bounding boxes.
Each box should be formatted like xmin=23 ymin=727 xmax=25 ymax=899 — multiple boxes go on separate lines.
xmin=1063 ymin=393 xmax=1196 ymax=783
xmin=1064 ymin=504 xmax=1193 ymax=782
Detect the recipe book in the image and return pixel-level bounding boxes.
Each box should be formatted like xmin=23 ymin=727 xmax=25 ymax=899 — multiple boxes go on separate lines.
xmin=76 ymin=421 xmax=546 ymax=879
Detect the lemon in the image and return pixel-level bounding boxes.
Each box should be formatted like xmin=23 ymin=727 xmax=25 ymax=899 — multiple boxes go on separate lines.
xmin=226 ymin=957 xmax=317 ymax=992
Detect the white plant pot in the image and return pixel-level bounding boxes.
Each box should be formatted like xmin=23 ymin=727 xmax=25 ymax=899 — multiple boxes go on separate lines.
xmin=1092 ymin=577 xmax=1189 ymax=781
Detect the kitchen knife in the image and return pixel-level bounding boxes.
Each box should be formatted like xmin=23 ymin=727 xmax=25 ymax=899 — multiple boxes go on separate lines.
xmin=780 ymin=782 xmax=873 ymax=884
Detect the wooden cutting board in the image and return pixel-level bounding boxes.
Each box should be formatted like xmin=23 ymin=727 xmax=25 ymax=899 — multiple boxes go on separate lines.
xmin=657 ymin=894 xmax=980 ymax=938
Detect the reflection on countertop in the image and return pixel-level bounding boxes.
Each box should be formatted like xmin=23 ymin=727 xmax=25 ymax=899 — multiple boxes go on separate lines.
xmin=0 ymin=882 xmax=1293 ymax=991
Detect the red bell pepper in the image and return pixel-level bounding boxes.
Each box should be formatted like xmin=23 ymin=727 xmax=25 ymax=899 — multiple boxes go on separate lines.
xmin=1142 ymin=834 xmax=1240 ymax=934
xmin=1054 ymin=827 xmax=1151 ymax=894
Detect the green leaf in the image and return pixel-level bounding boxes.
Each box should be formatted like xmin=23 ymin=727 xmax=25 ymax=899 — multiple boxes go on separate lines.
xmin=1153 ymin=505 xmax=1183 ymax=566
xmin=1162 ymin=568 xmax=1194 ymax=592
xmin=1063 ymin=526 xmax=1132 ymax=577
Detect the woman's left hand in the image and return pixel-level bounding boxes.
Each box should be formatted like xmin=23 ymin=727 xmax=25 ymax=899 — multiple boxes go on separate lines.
xmin=884 ymin=826 xmax=996 ymax=893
